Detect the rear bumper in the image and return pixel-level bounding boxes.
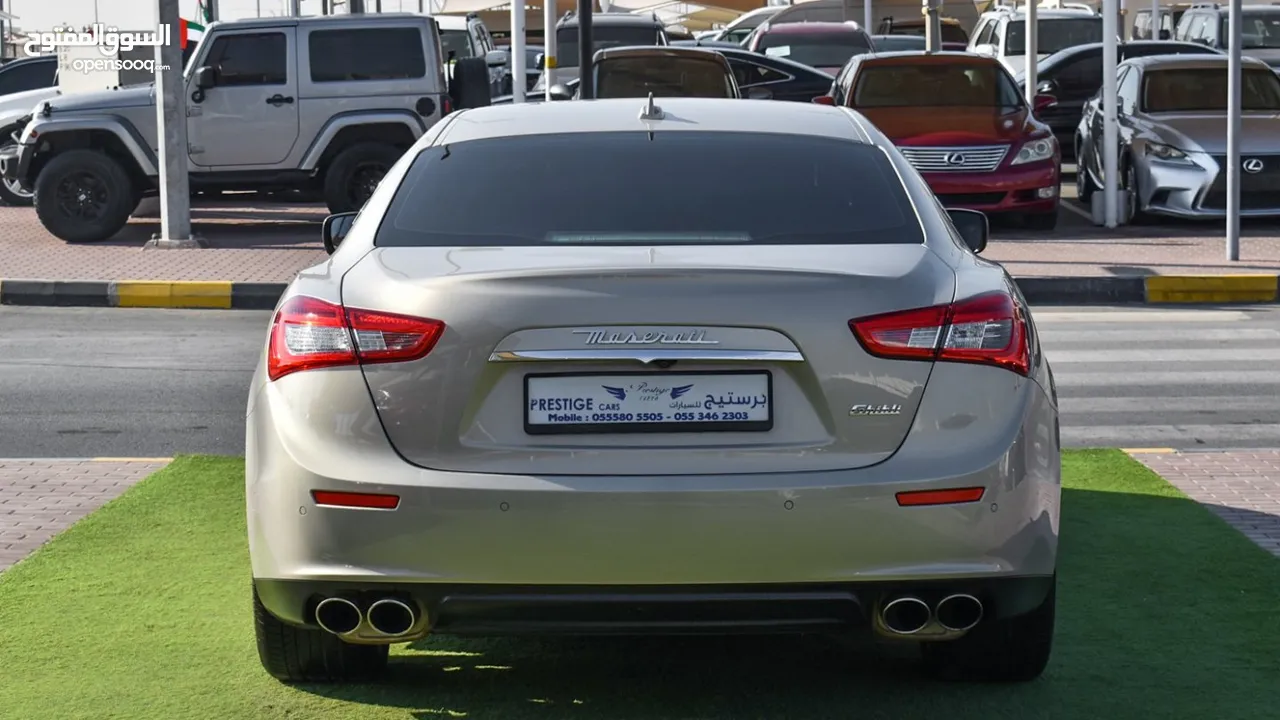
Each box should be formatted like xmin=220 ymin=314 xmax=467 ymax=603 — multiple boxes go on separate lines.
xmin=246 ymin=358 xmax=1061 ymax=633
xmin=254 ymin=575 xmax=1056 ymax=636
xmin=924 ymin=161 xmax=1060 ymax=215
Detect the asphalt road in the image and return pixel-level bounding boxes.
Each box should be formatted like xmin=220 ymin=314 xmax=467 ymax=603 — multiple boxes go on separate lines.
xmin=2 ymin=305 xmax=1278 ymax=457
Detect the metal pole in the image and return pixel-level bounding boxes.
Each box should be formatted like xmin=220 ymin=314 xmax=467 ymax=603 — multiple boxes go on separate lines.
xmin=350 ymin=0 xmax=365 ymax=12
xmin=511 ymin=1 xmax=526 ymax=102
xmin=924 ymin=0 xmax=941 ymax=52
xmin=577 ymin=0 xmax=593 ymax=99
xmin=1025 ymin=0 xmax=1037 ymax=105
xmin=207 ymin=0 xmax=219 ymax=21
xmin=1102 ymin=0 xmax=1119 ymax=226
xmin=148 ymin=0 xmax=198 ymax=248
xmin=1227 ymin=0 xmax=1241 ymax=260
xmin=1151 ymin=0 xmax=1160 ymax=38
xmin=544 ymin=0 xmax=557 ymax=100
xmin=864 ymin=0 xmax=872 ymax=33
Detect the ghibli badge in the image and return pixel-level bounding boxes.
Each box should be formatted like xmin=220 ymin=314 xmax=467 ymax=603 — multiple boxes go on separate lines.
xmin=849 ymin=403 xmax=903 ymax=417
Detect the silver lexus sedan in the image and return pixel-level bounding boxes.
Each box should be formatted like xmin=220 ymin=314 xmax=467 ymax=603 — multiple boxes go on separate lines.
xmin=246 ymin=96 xmax=1062 ymax=685
xmin=1076 ymin=54 xmax=1280 ymax=221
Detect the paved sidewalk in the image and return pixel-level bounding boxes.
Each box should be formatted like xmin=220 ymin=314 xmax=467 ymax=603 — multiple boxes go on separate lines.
xmin=1132 ymin=450 xmax=1280 ymax=558
xmin=0 ymin=459 xmax=168 ymax=572
xmin=2 ymin=202 xmax=1280 ymax=283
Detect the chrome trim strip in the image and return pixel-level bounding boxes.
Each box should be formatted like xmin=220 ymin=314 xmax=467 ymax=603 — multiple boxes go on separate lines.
xmin=488 ymin=349 xmax=805 ymax=363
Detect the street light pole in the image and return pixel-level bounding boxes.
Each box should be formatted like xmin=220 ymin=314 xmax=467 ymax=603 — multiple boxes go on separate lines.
xmin=147 ymin=0 xmax=200 ymax=249
xmin=1025 ymin=0 xmax=1037 ymax=105
xmin=923 ymin=0 xmax=940 ymax=52
xmin=1102 ymin=0 xmax=1119 ymax=226
xmin=511 ymin=1 xmax=525 ymax=102
xmin=544 ymin=0 xmax=557 ymax=100
xmin=1227 ymin=0 xmax=1241 ymax=260
xmin=577 ymin=0 xmax=593 ymax=99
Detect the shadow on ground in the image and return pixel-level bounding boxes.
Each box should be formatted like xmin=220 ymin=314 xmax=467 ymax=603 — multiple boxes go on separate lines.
xmin=292 ymin=486 xmax=1280 ymax=720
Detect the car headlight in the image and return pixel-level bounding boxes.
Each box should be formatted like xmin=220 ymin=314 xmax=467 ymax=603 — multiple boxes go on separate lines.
xmin=1011 ymin=137 xmax=1056 ymax=165
xmin=1145 ymin=142 xmax=1192 ymax=163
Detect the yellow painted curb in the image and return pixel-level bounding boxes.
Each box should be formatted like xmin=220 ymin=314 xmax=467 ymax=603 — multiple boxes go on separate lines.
xmin=1145 ymin=275 xmax=1279 ymax=304
xmin=112 ymin=281 xmax=233 ymax=309
xmin=1121 ymin=448 xmax=1177 ymax=454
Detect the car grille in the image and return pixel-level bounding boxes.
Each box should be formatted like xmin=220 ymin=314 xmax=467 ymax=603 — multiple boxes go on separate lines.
xmin=1201 ymin=154 xmax=1280 ymax=210
xmin=936 ymin=192 xmax=1007 ymax=205
xmin=898 ymin=145 xmax=1010 ymax=173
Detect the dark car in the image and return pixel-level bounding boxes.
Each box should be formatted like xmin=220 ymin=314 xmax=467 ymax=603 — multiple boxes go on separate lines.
xmin=1016 ymin=40 xmax=1222 ymax=158
xmin=592 ymin=46 xmax=740 ymax=99
xmin=870 ymin=34 xmax=927 ymax=52
xmin=714 ymin=46 xmax=837 ymax=102
xmin=0 ymin=55 xmax=56 ymax=98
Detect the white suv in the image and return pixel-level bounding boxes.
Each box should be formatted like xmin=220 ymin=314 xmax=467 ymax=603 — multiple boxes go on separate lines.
xmin=433 ymin=13 xmax=511 ymax=97
xmin=968 ymin=4 xmax=1103 ymax=75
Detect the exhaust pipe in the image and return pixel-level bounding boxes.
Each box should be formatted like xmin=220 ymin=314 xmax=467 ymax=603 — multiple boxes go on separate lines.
xmin=315 ymin=597 xmax=362 ymax=635
xmin=935 ymin=593 xmax=983 ymax=632
xmin=880 ymin=596 xmax=931 ymax=635
xmin=366 ymin=598 xmax=417 ymax=636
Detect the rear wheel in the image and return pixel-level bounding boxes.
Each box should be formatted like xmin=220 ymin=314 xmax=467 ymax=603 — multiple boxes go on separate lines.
xmin=920 ymin=575 xmax=1056 ymax=682
xmin=253 ymin=586 xmax=389 ymax=683
xmin=322 ymin=142 xmax=402 ymax=214
xmin=0 ymin=134 xmax=33 ymax=206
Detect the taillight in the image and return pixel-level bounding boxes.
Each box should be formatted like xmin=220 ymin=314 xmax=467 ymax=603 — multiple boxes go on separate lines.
xmin=848 ymin=291 xmax=1029 ymax=376
xmin=267 ymin=295 xmax=445 ymax=381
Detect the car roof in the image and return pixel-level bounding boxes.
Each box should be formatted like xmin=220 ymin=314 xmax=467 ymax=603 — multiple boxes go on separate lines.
xmin=208 ymin=12 xmax=431 ymax=30
xmin=439 ymin=98 xmax=867 ymax=145
xmin=985 ymin=8 xmax=1100 ymax=19
xmin=1189 ymin=3 xmax=1280 ymax=11
xmin=859 ymin=50 xmax=1001 ymax=64
xmin=560 ymin=12 xmax=665 ymax=27
xmin=761 ymin=21 xmax=865 ymax=34
xmin=597 ymin=46 xmax=732 ymax=64
xmin=1123 ymin=53 xmax=1270 ymax=70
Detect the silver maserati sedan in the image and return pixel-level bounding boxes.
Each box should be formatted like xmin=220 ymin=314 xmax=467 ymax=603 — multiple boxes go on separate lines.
xmin=245 ymin=96 xmax=1062 ymax=685
xmin=1076 ymin=54 xmax=1280 ymax=221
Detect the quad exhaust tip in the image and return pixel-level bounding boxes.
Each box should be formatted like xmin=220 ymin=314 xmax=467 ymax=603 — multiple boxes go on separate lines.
xmin=367 ymin=598 xmax=417 ymax=636
xmin=935 ymin=593 xmax=983 ymax=632
xmin=315 ymin=597 xmax=362 ymax=635
xmin=881 ymin=596 xmax=931 ymax=635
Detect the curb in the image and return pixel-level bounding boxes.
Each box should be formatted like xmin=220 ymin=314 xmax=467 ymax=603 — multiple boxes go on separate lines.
xmin=0 ymin=280 xmax=286 ymax=310
xmin=0 ymin=275 xmax=1277 ymax=309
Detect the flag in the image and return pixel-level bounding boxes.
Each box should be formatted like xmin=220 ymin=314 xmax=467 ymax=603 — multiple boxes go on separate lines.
xmin=180 ymin=18 xmax=206 ymax=49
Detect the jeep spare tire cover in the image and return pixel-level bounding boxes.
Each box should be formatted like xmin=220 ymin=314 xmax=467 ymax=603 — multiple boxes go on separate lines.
xmin=451 ymin=57 xmax=492 ymax=109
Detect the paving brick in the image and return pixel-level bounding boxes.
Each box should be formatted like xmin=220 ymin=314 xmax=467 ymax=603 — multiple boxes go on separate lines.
xmin=0 ymin=459 xmax=166 ymax=573
xmin=1134 ymin=450 xmax=1280 ymax=559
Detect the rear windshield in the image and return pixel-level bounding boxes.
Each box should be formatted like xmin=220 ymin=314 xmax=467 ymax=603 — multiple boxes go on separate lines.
xmin=1006 ymin=18 xmax=1103 ymax=55
xmin=557 ymin=26 xmax=663 ymax=68
xmin=374 ymin=132 xmax=923 ymax=247
xmin=853 ymin=63 xmax=1023 ymax=109
xmin=758 ymin=32 xmax=872 ymax=69
xmin=596 ymin=57 xmax=735 ymax=98
xmin=1142 ymin=67 xmax=1280 ymax=112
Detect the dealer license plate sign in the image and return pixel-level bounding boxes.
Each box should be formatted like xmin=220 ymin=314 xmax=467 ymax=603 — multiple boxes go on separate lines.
xmin=524 ymin=371 xmax=773 ymax=434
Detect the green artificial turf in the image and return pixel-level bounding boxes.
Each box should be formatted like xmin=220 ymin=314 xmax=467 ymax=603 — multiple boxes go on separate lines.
xmin=1 ymin=451 xmax=1278 ymax=719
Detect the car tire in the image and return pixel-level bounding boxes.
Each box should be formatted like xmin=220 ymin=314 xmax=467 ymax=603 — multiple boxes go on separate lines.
xmin=920 ymin=575 xmax=1056 ymax=683
xmin=322 ymin=142 xmax=403 ymax=214
xmin=0 ymin=137 xmax=34 ymax=207
xmin=1020 ymin=209 xmax=1059 ymax=231
xmin=1075 ymin=158 xmax=1096 ymax=204
xmin=450 ymin=56 xmax=493 ymax=109
xmin=253 ymin=586 xmax=389 ymax=684
xmin=33 ymin=149 xmax=135 ymax=243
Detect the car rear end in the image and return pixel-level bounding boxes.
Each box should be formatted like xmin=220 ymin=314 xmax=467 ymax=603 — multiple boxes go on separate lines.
xmin=749 ymin=22 xmax=874 ymax=75
xmin=247 ymin=100 xmax=1059 ymax=655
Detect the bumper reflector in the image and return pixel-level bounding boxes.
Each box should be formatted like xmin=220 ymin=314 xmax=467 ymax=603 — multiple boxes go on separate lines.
xmin=895 ymin=487 xmax=985 ymax=507
xmin=311 ymin=490 xmax=401 ymax=510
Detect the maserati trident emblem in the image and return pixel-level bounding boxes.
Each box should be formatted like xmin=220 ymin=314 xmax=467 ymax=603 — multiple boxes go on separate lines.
xmin=945 ymin=152 xmax=967 ymax=166
xmin=573 ymin=329 xmax=719 ymax=346
xmin=1243 ymin=158 xmax=1265 ymax=174
xmin=849 ymin=403 xmax=903 ymax=417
